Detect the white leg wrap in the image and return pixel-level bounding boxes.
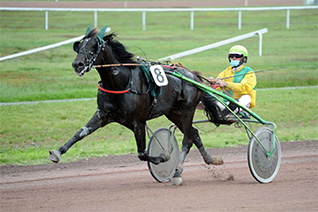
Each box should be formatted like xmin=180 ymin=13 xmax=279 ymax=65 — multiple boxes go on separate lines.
xmin=79 ymin=127 xmax=89 ymax=137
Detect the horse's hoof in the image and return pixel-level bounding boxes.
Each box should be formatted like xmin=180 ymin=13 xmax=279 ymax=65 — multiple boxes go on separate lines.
xmin=172 ymin=169 xmax=182 ymax=186
xmin=172 ymin=176 xmax=182 ymax=186
xmin=47 ymin=150 xmax=61 ymax=163
xmin=211 ymin=157 xmax=224 ymax=165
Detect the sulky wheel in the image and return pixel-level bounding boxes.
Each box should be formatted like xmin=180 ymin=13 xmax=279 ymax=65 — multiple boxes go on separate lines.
xmin=248 ymin=127 xmax=281 ymax=183
xmin=147 ymin=128 xmax=179 ymax=183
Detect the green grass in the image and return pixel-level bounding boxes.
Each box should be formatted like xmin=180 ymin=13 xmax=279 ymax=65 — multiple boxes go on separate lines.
xmin=0 ymin=8 xmax=317 ymax=165
xmin=1 ymin=88 xmax=317 ymax=165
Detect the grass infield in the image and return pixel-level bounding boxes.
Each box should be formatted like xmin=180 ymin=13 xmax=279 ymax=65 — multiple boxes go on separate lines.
xmin=0 ymin=8 xmax=317 ymax=165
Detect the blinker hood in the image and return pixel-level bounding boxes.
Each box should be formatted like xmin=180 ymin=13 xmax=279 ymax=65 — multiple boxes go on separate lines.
xmin=85 ymin=25 xmax=92 ymax=37
xmin=83 ymin=25 xmax=108 ymax=44
xmin=97 ymin=25 xmax=107 ymax=43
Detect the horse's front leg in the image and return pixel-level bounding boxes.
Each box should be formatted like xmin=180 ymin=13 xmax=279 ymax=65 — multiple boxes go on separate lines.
xmin=133 ymin=122 xmax=170 ymax=165
xmin=48 ymin=109 xmax=110 ymax=163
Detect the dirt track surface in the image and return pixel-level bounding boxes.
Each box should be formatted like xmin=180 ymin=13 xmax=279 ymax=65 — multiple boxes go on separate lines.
xmin=1 ymin=140 xmax=317 ymax=212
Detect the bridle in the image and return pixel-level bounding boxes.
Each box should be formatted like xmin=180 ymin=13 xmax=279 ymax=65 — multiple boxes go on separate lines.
xmin=74 ymin=35 xmax=146 ymax=94
xmin=74 ymin=37 xmax=105 ymax=76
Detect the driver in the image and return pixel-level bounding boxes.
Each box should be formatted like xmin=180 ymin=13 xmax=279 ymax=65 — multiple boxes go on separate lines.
xmin=206 ymin=45 xmax=257 ymax=118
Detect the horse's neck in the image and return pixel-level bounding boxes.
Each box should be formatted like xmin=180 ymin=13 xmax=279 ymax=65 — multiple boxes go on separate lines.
xmin=98 ymin=67 xmax=130 ymax=90
xmin=97 ymin=50 xmax=131 ymax=90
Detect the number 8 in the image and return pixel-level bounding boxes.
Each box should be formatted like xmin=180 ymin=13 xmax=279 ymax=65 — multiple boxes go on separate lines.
xmin=154 ymin=68 xmax=164 ymax=83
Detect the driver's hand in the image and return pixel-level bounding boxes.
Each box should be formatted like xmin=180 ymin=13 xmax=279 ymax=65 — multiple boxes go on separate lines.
xmin=208 ymin=77 xmax=216 ymax=84
xmin=216 ymin=78 xmax=227 ymax=87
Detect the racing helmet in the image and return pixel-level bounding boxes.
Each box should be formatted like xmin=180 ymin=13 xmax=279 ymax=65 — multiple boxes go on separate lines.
xmin=228 ymin=45 xmax=248 ymax=64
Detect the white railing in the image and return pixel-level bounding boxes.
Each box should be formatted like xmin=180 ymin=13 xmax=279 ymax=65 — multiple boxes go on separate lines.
xmin=0 ymin=27 xmax=111 ymax=62
xmin=159 ymin=28 xmax=268 ymax=60
xmin=0 ymin=28 xmax=267 ymax=62
xmin=0 ymin=35 xmax=83 ymax=62
xmin=1 ymin=6 xmax=317 ymax=30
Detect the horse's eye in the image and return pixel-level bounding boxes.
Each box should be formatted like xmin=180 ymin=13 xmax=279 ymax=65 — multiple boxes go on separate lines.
xmin=93 ymin=43 xmax=99 ymax=51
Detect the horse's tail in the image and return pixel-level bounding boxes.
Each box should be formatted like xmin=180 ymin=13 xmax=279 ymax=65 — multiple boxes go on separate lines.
xmin=201 ymin=92 xmax=225 ymax=126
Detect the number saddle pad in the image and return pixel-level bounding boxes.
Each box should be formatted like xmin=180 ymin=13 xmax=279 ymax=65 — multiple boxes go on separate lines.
xmin=140 ymin=64 xmax=163 ymax=98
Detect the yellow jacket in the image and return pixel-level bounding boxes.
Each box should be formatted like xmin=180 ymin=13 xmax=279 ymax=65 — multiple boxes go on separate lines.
xmin=216 ymin=65 xmax=256 ymax=108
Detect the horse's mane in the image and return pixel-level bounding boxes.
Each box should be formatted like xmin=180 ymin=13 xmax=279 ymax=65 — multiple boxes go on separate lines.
xmin=85 ymin=29 xmax=135 ymax=63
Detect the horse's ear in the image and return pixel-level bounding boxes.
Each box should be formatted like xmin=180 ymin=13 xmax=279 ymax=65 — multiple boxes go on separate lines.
xmin=85 ymin=25 xmax=92 ymax=37
xmin=97 ymin=25 xmax=107 ymax=43
xmin=73 ymin=41 xmax=80 ymax=53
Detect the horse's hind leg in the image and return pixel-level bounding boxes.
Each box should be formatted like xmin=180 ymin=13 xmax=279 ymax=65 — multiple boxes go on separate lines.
xmin=192 ymin=128 xmax=223 ymax=165
xmin=48 ymin=110 xmax=110 ymax=163
xmin=172 ymin=127 xmax=223 ymax=176
xmin=166 ymin=111 xmax=223 ymax=185
xmin=165 ymin=111 xmax=195 ymax=179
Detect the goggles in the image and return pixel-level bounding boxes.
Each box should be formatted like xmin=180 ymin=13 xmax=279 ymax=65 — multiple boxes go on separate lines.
xmin=229 ymin=54 xmax=243 ymax=58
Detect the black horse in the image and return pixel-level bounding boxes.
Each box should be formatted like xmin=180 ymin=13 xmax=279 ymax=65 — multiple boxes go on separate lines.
xmin=48 ymin=26 xmax=223 ymax=183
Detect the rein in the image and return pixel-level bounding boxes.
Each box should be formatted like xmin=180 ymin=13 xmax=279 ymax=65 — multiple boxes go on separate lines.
xmin=163 ymin=63 xmax=233 ymax=97
xmin=93 ymin=63 xmax=142 ymax=68
xmin=94 ymin=62 xmax=225 ymax=95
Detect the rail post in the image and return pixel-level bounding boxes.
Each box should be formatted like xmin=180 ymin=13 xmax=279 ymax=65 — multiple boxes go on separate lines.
xmin=94 ymin=11 xmax=98 ymax=28
xmin=238 ymin=10 xmax=242 ymax=30
xmin=286 ymin=9 xmax=290 ymax=29
xmin=257 ymin=31 xmax=263 ymax=56
xmin=45 ymin=11 xmax=48 ymax=30
xmin=190 ymin=11 xmax=194 ymax=30
xmin=142 ymin=11 xmax=146 ymax=31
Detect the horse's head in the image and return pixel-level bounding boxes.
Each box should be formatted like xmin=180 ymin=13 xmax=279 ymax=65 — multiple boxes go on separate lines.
xmin=72 ymin=25 xmax=107 ymax=77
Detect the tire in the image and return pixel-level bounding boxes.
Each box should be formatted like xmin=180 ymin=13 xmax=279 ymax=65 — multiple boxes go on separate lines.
xmin=248 ymin=127 xmax=281 ymax=183
xmin=147 ymin=128 xmax=179 ymax=183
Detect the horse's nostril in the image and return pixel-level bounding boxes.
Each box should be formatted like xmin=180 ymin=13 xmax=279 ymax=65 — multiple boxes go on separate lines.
xmin=72 ymin=61 xmax=84 ymax=69
xmin=78 ymin=62 xmax=84 ymax=68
